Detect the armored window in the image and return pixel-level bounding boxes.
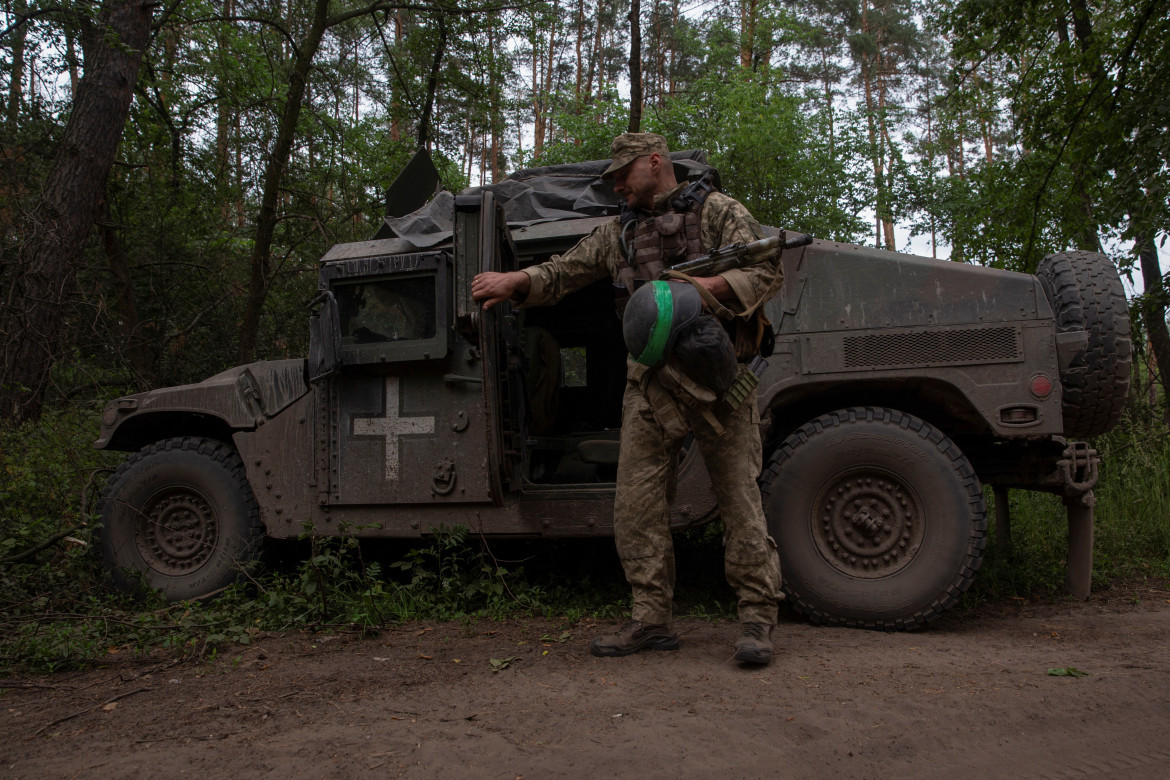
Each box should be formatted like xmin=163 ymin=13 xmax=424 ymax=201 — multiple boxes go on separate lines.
xmin=560 ymin=347 xmax=587 ymax=388
xmin=321 ymin=251 xmax=450 ymax=364
xmin=338 ymin=277 xmax=436 ymax=343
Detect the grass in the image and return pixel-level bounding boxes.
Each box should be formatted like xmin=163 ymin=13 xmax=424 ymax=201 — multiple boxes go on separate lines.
xmin=2 ymin=405 xmax=1169 ymax=675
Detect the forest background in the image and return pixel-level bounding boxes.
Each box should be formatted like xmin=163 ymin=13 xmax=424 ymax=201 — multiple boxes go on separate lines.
xmin=0 ymin=0 xmax=1168 ymax=671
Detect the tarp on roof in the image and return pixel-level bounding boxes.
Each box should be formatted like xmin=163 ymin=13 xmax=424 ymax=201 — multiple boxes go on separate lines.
xmin=373 ymin=150 xmax=714 ymax=250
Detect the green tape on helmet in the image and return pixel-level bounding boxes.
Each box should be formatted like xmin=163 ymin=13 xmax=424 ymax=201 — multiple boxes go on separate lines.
xmin=636 ymin=281 xmax=674 ymax=366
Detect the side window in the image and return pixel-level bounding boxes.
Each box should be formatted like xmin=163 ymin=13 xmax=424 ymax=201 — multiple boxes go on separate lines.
xmin=560 ymin=347 xmax=587 ymax=388
xmin=338 ymin=277 xmax=436 ymax=344
xmin=326 ymin=260 xmax=449 ymax=364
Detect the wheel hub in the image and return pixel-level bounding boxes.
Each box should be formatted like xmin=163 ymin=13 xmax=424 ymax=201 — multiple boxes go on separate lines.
xmin=136 ymin=489 xmax=218 ymax=574
xmin=812 ymin=469 xmax=924 ymax=578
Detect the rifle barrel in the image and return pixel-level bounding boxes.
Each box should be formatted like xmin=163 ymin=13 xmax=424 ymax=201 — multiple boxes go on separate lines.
xmin=663 ymin=232 xmax=813 ymax=278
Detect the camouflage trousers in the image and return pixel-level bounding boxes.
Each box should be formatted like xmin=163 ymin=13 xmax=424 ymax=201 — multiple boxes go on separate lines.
xmin=613 ymin=371 xmax=783 ymax=626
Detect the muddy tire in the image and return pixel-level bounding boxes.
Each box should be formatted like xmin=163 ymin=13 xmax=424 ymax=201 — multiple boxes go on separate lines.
xmin=760 ymin=407 xmax=987 ymax=630
xmin=1037 ymin=250 xmax=1132 ymax=437
xmin=97 ymin=437 xmax=264 ymax=601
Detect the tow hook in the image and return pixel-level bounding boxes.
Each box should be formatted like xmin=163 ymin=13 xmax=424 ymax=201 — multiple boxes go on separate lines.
xmin=1060 ymin=440 xmax=1099 ymax=601
xmin=1059 ymin=441 xmax=1099 ymax=494
xmin=432 ymin=458 xmax=457 ymax=496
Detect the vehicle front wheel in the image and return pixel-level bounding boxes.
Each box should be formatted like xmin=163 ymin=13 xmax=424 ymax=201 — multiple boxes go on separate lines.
xmin=97 ymin=437 xmax=264 ymax=601
xmin=760 ymin=407 xmax=987 ymax=629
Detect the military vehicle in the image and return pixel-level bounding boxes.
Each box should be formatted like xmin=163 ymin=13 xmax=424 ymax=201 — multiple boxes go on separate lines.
xmin=95 ymin=151 xmax=1131 ymax=629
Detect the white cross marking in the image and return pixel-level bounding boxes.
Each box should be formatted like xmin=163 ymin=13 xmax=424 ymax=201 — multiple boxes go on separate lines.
xmin=352 ymin=377 xmax=435 ymax=482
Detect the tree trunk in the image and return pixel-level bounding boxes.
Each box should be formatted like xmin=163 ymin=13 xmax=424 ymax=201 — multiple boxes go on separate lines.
xmin=875 ymin=29 xmax=896 ymax=251
xmin=541 ymin=0 xmax=559 ymax=149
xmin=1067 ymin=0 xmax=1104 ymax=253
xmin=859 ymin=1 xmax=883 ymax=248
xmin=532 ymin=16 xmax=545 ymax=158
xmin=6 ymin=0 xmax=27 ymax=131
xmin=627 ymin=0 xmax=642 ymax=133
xmin=65 ymin=26 xmax=80 ymax=98
xmin=390 ymin=9 xmax=403 ymax=142
xmin=416 ymin=11 xmax=447 ymax=151
xmin=668 ymin=0 xmax=678 ymax=99
xmin=740 ymin=0 xmax=757 ymax=70
xmin=237 ymin=0 xmax=332 ymax=364
xmin=981 ymin=113 xmax=993 ymax=164
xmin=574 ymin=0 xmax=585 ymax=105
xmin=822 ymin=49 xmax=834 ymax=155
xmin=1138 ymin=231 xmax=1170 ymax=427
xmin=0 ymin=0 xmax=153 ymax=422
xmin=488 ymin=18 xmax=501 ymax=181
xmin=585 ymin=4 xmax=602 ymax=100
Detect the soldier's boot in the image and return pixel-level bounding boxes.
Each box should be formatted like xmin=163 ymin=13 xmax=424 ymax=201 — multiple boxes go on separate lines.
xmin=733 ymin=622 xmax=773 ymax=665
xmin=589 ymin=621 xmax=679 ymax=657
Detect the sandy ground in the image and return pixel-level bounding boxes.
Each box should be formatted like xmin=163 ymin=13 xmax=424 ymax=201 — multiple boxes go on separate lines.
xmin=3 ymin=586 xmax=1170 ymax=779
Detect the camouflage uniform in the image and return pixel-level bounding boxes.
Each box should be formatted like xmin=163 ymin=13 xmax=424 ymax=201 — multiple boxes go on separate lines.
xmin=520 ymin=182 xmax=784 ymax=627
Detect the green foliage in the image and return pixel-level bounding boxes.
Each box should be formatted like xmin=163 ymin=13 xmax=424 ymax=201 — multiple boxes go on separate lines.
xmin=0 ymin=477 xmax=622 ymax=673
xmin=0 ymin=406 xmax=114 ymax=589
xmin=1092 ymin=422 xmax=1170 ymax=578
xmin=0 ymin=407 xmax=122 ymax=672
xmin=650 ymin=68 xmax=870 ymax=242
xmin=1047 ymin=666 xmax=1091 ymax=677
xmin=389 ymin=525 xmax=514 ymax=612
xmin=938 ymin=0 xmax=1170 ymax=262
xmin=533 ymin=89 xmax=630 ymax=168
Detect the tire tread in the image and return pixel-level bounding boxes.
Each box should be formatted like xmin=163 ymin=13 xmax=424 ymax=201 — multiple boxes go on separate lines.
xmin=1037 ymin=250 xmax=1132 ymax=437
xmin=97 ymin=436 xmax=263 ymax=599
xmin=760 ymin=407 xmax=987 ymax=630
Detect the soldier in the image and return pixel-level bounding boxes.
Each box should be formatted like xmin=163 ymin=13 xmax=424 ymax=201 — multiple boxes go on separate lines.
xmin=471 ymin=133 xmax=783 ymax=665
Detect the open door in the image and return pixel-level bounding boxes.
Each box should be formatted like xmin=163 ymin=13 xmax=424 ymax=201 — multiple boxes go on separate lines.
xmin=454 ymin=191 xmax=526 ymax=502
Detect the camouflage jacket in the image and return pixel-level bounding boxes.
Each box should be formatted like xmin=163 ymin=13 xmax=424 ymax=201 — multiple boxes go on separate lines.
xmin=519 ymin=182 xmax=780 ymax=313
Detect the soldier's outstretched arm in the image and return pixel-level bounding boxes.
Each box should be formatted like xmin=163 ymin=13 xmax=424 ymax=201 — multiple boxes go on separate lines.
xmin=472 ymin=270 xmax=531 ymax=310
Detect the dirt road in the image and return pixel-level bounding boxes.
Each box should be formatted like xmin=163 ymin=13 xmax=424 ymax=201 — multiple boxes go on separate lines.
xmin=3 ymin=587 xmax=1169 ymax=778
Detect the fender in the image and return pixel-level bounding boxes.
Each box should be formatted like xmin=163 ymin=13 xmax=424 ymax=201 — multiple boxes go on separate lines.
xmin=94 ymin=359 xmax=309 ymax=451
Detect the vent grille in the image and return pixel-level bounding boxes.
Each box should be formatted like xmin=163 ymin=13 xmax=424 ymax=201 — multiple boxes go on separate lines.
xmin=843 ymin=327 xmax=1020 ymax=369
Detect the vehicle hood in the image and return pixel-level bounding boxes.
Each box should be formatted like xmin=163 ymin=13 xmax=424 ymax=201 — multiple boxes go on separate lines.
xmin=94 ymin=359 xmax=308 ymax=449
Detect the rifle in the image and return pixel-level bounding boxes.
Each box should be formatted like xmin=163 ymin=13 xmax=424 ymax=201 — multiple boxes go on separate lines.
xmin=660 ymin=232 xmax=813 ymax=279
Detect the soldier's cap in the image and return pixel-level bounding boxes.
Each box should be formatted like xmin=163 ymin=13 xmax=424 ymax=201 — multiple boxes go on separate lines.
xmin=601 ymin=133 xmax=670 ymax=179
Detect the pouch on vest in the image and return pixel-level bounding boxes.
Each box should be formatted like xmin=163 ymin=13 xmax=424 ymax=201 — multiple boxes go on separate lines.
xmin=733 ymin=310 xmax=776 ymax=360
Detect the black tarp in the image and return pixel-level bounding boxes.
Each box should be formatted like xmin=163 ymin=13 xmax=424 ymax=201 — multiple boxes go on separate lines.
xmin=373 ymin=150 xmax=715 ymax=250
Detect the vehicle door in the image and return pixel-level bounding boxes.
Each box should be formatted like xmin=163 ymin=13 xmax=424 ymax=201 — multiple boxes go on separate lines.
xmin=319 ymin=247 xmax=494 ymax=505
xmin=453 ymin=191 xmax=526 ymax=500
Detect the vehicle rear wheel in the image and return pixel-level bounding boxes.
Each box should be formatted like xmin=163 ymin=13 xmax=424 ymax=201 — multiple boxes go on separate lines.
xmin=1037 ymin=250 xmax=1132 ymax=437
xmin=760 ymin=407 xmax=987 ymax=629
xmin=97 ymin=437 xmax=263 ymax=601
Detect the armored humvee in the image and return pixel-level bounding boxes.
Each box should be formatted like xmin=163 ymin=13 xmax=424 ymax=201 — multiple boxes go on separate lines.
xmin=95 ymin=151 xmax=1131 ymax=629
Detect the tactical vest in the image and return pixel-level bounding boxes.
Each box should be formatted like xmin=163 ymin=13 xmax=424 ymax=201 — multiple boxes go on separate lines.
xmin=616 ymin=174 xmax=716 ymax=296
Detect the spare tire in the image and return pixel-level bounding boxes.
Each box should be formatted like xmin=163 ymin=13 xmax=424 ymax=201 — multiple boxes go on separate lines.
xmin=1037 ymin=250 xmax=1132 ymax=437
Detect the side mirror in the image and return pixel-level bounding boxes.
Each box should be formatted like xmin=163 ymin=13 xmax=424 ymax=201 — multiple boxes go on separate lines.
xmin=308 ymin=290 xmax=340 ymax=382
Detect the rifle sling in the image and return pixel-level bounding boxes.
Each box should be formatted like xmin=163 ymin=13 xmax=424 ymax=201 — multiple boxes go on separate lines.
xmin=660 ymin=267 xmax=783 ymax=322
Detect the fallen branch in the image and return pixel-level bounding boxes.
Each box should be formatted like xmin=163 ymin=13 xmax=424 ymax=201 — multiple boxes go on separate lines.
xmin=33 ymin=686 xmax=155 ymax=736
xmin=0 ymin=524 xmax=83 ymax=565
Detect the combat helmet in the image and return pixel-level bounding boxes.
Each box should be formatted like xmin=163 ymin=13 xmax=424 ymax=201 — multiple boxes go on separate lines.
xmin=623 ymin=281 xmax=738 ymax=394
